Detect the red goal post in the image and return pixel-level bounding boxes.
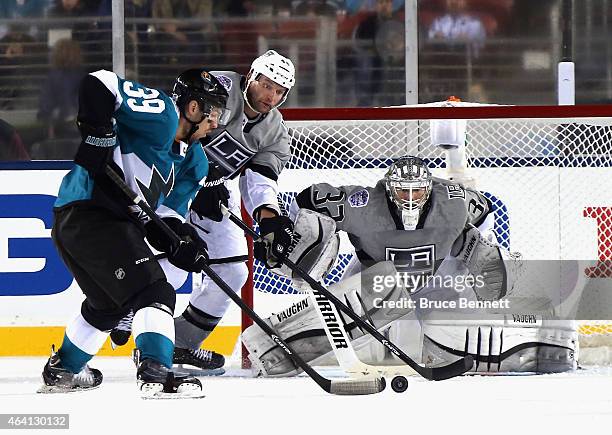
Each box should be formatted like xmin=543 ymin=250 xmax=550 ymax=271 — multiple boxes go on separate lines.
xmin=238 ymin=101 xmax=612 ymax=367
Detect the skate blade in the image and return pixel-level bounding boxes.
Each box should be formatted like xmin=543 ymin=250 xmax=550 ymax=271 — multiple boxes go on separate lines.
xmin=175 ymin=364 xmax=225 ymax=377
xmin=139 ymin=382 xmax=205 ymax=400
xmin=37 ymin=384 xmax=101 ymax=394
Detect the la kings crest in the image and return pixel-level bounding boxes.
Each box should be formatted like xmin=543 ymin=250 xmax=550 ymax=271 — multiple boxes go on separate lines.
xmin=202 ymin=130 xmax=255 ymax=179
xmin=386 ymin=245 xmax=436 ymax=293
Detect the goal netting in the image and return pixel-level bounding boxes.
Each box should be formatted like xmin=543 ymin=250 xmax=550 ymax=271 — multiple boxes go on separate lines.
xmin=241 ymin=100 xmax=612 ymax=366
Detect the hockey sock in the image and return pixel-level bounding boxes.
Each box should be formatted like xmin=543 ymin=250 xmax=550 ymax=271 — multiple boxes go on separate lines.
xmin=174 ymin=304 xmax=221 ymax=349
xmin=133 ymin=306 xmax=175 ymax=368
xmin=58 ymin=314 xmax=108 ymax=373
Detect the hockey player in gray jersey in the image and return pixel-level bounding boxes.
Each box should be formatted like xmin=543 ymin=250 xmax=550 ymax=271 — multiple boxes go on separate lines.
xmin=242 ymin=156 xmax=577 ymax=375
xmin=111 ymin=50 xmax=297 ymax=372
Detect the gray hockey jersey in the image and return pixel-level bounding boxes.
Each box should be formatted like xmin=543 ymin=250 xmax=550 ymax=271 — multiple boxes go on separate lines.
xmin=201 ymin=71 xmax=291 ymax=216
xmin=204 ymin=71 xmax=290 ymax=179
xmin=294 ymin=179 xmax=491 ymax=273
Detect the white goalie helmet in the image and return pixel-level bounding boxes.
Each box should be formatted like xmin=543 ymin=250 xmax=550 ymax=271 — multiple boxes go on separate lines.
xmin=244 ymin=50 xmax=296 ymax=110
xmin=384 ymin=156 xmax=433 ymax=214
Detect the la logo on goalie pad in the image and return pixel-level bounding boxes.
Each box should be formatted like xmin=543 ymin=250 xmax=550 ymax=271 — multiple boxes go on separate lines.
xmin=270 ymin=209 xmax=340 ymax=290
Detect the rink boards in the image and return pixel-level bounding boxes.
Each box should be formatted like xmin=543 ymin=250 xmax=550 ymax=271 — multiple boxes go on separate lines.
xmin=0 ymin=163 xmax=609 ymax=356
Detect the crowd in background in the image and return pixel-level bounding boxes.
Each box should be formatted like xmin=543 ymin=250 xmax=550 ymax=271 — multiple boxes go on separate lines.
xmin=0 ymin=0 xmax=610 ymax=160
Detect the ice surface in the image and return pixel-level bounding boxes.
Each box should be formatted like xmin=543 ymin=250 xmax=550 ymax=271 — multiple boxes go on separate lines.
xmin=1 ymin=357 xmax=612 ymax=435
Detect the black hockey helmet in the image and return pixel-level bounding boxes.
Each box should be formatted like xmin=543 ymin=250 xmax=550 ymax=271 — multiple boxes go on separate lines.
xmin=172 ymin=68 xmax=229 ymax=118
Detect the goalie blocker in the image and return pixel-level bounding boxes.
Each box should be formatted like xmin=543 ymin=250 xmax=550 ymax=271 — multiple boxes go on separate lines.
xmin=268 ymin=209 xmax=340 ymax=289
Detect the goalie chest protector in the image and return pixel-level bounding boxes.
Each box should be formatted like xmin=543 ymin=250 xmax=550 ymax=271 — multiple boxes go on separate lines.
xmin=333 ymin=181 xmax=469 ymax=269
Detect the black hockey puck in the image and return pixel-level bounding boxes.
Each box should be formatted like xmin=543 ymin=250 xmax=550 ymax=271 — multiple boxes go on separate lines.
xmin=391 ymin=376 xmax=408 ymax=393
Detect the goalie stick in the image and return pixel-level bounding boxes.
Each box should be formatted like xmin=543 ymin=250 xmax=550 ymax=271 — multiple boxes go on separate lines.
xmin=307 ymin=286 xmax=420 ymax=379
xmin=221 ymin=205 xmax=474 ymax=381
xmin=104 ymin=166 xmax=385 ymax=396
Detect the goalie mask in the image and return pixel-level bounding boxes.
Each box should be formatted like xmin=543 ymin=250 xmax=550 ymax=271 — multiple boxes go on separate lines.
xmin=384 ymin=156 xmax=433 ymax=229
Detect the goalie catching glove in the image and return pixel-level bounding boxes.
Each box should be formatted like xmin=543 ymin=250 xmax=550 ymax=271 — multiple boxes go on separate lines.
xmin=451 ymin=224 xmax=522 ymax=300
xmin=145 ymin=217 xmax=208 ymax=272
xmin=191 ymin=162 xmax=229 ymax=222
xmin=254 ymin=214 xmax=294 ymax=269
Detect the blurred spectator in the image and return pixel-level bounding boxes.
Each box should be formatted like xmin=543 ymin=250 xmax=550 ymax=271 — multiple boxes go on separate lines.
xmin=0 ymin=32 xmax=37 ymax=110
xmin=352 ymin=0 xmax=404 ymax=106
xmin=97 ymin=0 xmax=151 ymax=19
xmin=0 ymin=0 xmax=49 ymax=39
xmin=223 ymin=0 xmax=255 ymax=16
xmin=48 ymin=0 xmax=104 ymax=67
xmin=152 ymin=0 xmax=214 ymax=36
xmin=427 ymin=0 xmax=489 ymax=57
xmin=96 ymin=0 xmax=151 ymax=76
xmin=294 ymin=0 xmax=339 ymax=16
xmin=344 ymin=0 xmax=404 ymax=14
xmin=37 ymin=38 xmax=85 ymax=141
xmin=48 ymin=0 xmax=96 ymax=16
xmin=222 ymin=0 xmax=292 ymax=16
xmin=147 ymin=0 xmax=220 ymax=73
xmin=276 ymin=1 xmax=292 ymax=17
xmin=0 ymin=118 xmax=29 ymax=161
xmin=125 ymin=0 xmax=152 ymax=19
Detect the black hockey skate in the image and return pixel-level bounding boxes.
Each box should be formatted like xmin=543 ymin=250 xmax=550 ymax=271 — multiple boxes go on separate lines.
xmin=110 ymin=310 xmax=133 ymax=348
xmin=38 ymin=346 xmax=103 ymax=393
xmin=136 ymin=352 xmax=204 ymax=399
xmin=173 ymin=347 xmax=226 ymax=376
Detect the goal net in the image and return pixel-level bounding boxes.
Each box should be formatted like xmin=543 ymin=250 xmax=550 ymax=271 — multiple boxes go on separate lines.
xmin=240 ymin=100 xmax=612 ymax=366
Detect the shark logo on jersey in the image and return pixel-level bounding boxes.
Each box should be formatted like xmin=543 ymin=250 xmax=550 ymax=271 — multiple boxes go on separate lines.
xmin=348 ymin=189 xmax=369 ymax=208
xmin=135 ymin=164 xmax=175 ymax=210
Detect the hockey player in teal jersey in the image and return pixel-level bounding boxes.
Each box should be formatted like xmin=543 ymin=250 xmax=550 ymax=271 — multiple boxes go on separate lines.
xmin=39 ymin=68 xmax=229 ymax=398
xmin=110 ymin=50 xmax=298 ymax=374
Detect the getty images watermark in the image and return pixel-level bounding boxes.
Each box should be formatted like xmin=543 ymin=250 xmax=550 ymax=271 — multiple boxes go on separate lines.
xmin=370 ymin=271 xmax=510 ymax=310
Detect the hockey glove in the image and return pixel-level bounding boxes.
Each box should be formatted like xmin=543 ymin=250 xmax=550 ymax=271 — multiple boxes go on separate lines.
xmin=168 ymin=221 xmax=209 ymax=273
xmin=254 ymin=215 xmax=294 ymax=269
xmin=191 ymin=163 xmax=229 ymax=222
xmin=74 ymin=121 xmax=116 ymax=176
xmin=145 ymin=217 xmax=184 ymax=253
xmin=145 ymin=218 xmax=209 ymax=273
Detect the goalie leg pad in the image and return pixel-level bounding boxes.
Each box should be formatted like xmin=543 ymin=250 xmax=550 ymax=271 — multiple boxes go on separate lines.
xmin=421 ymin=317 xmax=577 ymax=373
xmin=242 ymin=261 xmax=414 ymax=376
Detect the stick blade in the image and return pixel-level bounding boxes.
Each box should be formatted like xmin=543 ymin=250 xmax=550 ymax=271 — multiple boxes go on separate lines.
xmin=329 ymin=376 xmax=386 ymax=395
xmin=428 ymin=355 xmax=474 ymax=381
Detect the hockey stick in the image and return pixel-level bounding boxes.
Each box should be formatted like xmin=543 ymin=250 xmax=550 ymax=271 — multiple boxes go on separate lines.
xmin=104 ymin=166 xmax=385 ymax=395
xmin=306 ymin=284 xmax=420 ymax=384
xmin=222 ymin=205 xmax=474 ymax=381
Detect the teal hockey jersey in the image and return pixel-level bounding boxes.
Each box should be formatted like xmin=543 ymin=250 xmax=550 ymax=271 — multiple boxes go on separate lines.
xmin=54 ymin=70 xmax=208 ymax=220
